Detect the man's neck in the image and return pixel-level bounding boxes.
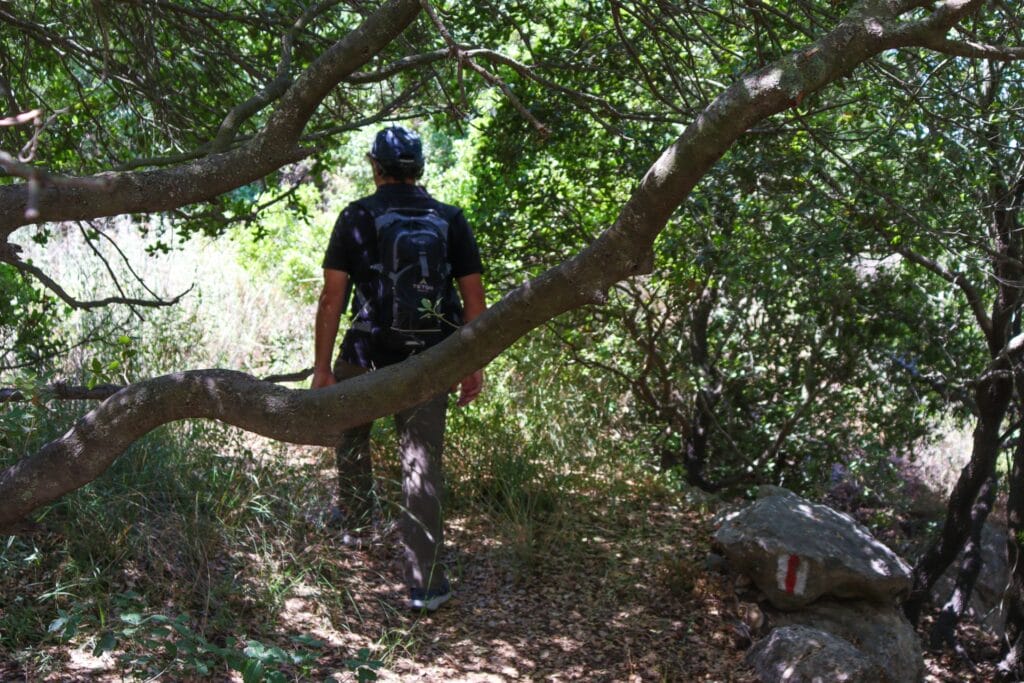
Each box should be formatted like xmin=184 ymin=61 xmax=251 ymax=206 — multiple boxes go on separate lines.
xmin=374 ymin=177 xmax=417 ymax=187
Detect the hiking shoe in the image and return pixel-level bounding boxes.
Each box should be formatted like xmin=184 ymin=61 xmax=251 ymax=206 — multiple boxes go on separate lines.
xmin=408 ymin=580 xmax=452 ymax=612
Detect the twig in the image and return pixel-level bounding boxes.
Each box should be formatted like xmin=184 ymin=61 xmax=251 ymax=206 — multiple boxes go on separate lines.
xmin=799 ymin=123 xmax=995 ymax=339
xmin=0 ymin=109 xmax=42 ymax=127
xmin=0 ymin=383 xmax=125 ymax=403
xmin=418 ymin=0 xmax=549 ymax=137
xmin=0 ymin=151 xmax=115 ymax=188
xmin=24 ymin=171 xmax=40 ymax=221
xmin=89 ymin=222 xmax=165 ymax=301
xmin=261 ymin=368 xmax=313 ymax=383
xmin=2 ymin=253 xmax=192 ymax=311
xmin=210 ymin=2 xmax=345 ymax=151
xmin=78 ymin=222 xmax=143 ymax=321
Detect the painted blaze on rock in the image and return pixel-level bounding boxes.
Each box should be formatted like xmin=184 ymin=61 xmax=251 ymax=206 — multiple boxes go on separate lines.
xmin=713 ymin=492 xmax=912 ymax=610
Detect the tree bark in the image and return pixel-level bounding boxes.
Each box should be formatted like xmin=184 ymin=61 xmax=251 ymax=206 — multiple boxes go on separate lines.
xmin=904 ymin=64 xmax=1024 ymax=625
xmin=0 ymin=0 xmax=424 ymax=237
xmin=929 ymin=473 xmax=998 ymax=651
xmin=1000 ymin=430 xmax=1024 ymax=679
xmin=904 ymin=358 xmax=1013 ymax=627
xmin=0 ymin=1 xmax=995 ymax=531
xmin=679 ymin=281 xmax=722 ymax=491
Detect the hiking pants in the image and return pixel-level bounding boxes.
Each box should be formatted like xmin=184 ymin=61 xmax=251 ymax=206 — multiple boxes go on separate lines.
xmin=333 ymin=359 xmax=449 ymax=593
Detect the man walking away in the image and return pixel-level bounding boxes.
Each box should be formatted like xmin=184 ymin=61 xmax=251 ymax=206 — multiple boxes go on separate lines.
xmin=311 ymin=125 xmax=486 ymax=611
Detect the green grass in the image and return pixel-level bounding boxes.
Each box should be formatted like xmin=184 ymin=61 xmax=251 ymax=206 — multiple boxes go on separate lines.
xmin=0 ymin=409 xmax=331 ymax=677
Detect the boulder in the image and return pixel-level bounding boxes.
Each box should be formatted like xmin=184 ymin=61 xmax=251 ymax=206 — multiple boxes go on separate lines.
xmin=770 ymin=599 xmax=923 ymax=683
xmin=747 ymin=625 xmax=885 ymax=683
xmin=713 ymin=492 xmax=911 ymax=609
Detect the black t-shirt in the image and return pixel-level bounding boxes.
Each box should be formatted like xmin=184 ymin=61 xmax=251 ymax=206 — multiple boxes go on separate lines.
xmin=322 ymin=183 xmax=483 ymax=369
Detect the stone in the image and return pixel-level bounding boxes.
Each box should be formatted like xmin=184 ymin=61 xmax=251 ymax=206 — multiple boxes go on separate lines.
xmin=713 ymin=492 xmax=912 ymax=609
xmin=747 ymin=625 xmax=885 ymax=683
xmin=756 ymin=485 xmax=800 ymax=500
xmin=770 ymin=599 xmax=924 ymax=683
xmin=704 ymin=551 xmax=728 ymax=574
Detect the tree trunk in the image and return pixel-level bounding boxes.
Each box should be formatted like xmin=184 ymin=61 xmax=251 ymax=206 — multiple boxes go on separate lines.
xmin=678 ymin=394 xmax=716 ymax=489
xmin=999 ymin=429 xmax=1024 ymax=678
xmin=904 ymin=372 xmax=1013 ymax=625
xmin=679 ymin=280 xmax=720 ymax=490
xmin=929 ymin=473 xmax=998 ymax=650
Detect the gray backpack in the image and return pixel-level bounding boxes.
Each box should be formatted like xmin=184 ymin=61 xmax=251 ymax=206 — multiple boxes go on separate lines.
xmin=351 ymin=203 xmax=457 ymax=351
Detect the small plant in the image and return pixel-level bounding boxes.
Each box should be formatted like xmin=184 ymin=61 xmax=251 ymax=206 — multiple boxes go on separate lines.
xmin=84 ymin=334 xmax=137 ymax=388
xmin=46 ymin=595 xmax=327 ymax=682
xmin=417 ymin=297 xmax=459 ymax=329
xmin=345 ymin=647 xmax=384 ymax=682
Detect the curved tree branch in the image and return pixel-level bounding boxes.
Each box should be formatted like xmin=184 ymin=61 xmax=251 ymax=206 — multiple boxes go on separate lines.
xmin=345 ymin=48 xmax=448 ymax=83
xmin=418 ymin=0 xmax=550 ymax=136
xmin=918 ymin=36 xmax=1024 ymax=61
xmin=209 ymin=1 xmax=347 ymax=152
xmin=0 ymin=0 xmax=423 ymax=236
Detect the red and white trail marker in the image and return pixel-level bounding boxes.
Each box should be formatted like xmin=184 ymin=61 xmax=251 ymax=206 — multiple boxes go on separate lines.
xmin=776 ymin=554 xmax=808 ymax=595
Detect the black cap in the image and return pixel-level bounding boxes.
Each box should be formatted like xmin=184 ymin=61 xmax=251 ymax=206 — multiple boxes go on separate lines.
xmin=369 ymin=125 xmax=424 ymax=178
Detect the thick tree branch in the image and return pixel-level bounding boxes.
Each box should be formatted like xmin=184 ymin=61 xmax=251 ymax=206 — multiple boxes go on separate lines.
xmin=0 ymin=368 xmax=315 ymax=404
xmin=0 ymin=0 xmax=423 ymax=237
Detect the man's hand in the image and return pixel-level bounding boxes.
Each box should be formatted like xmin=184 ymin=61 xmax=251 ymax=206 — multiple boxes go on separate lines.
xmin=455 ymin=369 xmax=484 ymax=407
xmin=311 ymin=368 xmax=337 ymax=389
xmin=454 ymin=274 xmax=487 ymax=407
xmin=313 ymin=269 xmax=348 ymax=391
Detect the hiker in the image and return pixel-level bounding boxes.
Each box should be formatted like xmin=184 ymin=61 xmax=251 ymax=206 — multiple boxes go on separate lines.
xmin=311 ymin=125 xmax=486 ymax=611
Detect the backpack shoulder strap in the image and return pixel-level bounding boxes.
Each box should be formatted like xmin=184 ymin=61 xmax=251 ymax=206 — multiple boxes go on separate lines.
xmin=352 ymin=195 xmax=383 ymax=218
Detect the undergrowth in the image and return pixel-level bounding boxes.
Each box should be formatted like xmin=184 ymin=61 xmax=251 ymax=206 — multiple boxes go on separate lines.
xmin=1 ymin=354 xmax=650 ymax=679
xmin=1 ymin=225 xmax=659 ymax=680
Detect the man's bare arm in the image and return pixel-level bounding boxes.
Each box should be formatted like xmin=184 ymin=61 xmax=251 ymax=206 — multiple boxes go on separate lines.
xmin=312 ymin=268 xmax=349 ymax=389
xmin=455 ymin=273 xmax=487 ymax=406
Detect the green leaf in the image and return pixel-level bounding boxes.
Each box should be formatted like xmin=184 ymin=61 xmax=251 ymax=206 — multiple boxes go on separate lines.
xmin=93 ymin=631 xmax=117 ymax=657
xmin=241 ymin=659 xmax=265 ymax=683
xmin=290 ymin=634 xmax=325 ymax=648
